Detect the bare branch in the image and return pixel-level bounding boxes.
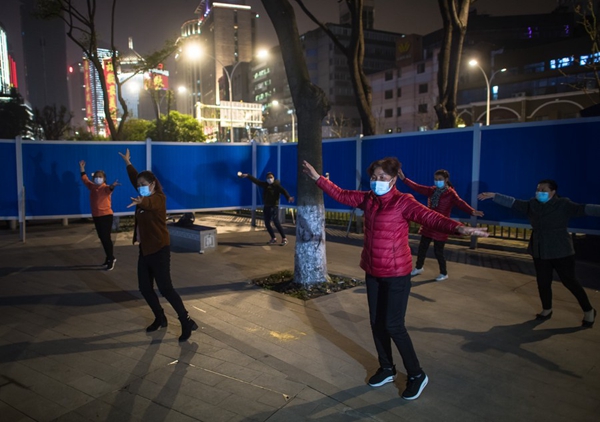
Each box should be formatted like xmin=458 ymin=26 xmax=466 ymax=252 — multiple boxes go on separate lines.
xmin=293 ymin=0 xmax=349 ymax=56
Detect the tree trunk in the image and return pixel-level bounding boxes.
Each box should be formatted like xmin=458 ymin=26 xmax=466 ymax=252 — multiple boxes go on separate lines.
xmin=262 ymin=0 xmax=331 ymax=285
xmin=435 ymin=0 xmax=471 ymax=129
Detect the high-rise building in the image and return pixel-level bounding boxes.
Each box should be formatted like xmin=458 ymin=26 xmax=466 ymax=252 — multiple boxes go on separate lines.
xmin=177 ymin=0 xmax=257 ymax=138
xmin=20 ymin=0 xmax=69 ymax=111
xmin=178 ymin=1 xmax=256 ymax=104
xmin=0 ymin=23 xmax=11 ymax=94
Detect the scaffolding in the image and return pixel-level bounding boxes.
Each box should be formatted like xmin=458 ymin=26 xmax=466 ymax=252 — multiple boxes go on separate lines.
xmin=195 ymin=101 xmax=263 ymax=142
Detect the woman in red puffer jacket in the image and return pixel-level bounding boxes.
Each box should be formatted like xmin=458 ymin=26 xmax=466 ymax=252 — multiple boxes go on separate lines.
xmin=302 ymin=157 xmax=488 ymax=401
xmin=399 ymin=168 xmax=484 ymax=282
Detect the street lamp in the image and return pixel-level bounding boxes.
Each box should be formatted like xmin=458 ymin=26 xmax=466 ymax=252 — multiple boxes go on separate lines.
xmin=184 ymin=43 xmax=242 ymax=141
xmin=468 ymin=59 xmax=506 ymax=126
xmin=272 ymin=100 xmax=296 ymax=143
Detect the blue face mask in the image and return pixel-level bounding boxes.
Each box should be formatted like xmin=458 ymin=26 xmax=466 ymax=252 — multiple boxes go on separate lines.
xmin=536 ymin=191 xmax=550 ymax=203
xmin=370 ymin=180 xmax=393 ymax=196
xmin=434 ymin=180 xmax=445 ymax=189
xmin=138 ymin=185 xmax=151 ymax=197
xmin=93 ymin=177 xmax=104 ymax=185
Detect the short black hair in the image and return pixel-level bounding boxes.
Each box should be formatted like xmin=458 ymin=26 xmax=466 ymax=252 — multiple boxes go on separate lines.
xmin=538 ymin=179 xmax=558 ymax=191
xmin=266 ymin=172 xmax=274 ymax=178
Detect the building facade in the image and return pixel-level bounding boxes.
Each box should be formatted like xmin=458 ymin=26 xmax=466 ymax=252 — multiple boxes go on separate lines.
xmin=176 ymin=0 xmax=257 ymax=140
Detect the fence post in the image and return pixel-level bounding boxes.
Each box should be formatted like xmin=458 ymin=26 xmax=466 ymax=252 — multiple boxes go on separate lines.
xmin=15 ymin=136 xmax=25 ymax=242
xmin=355 ymin=134 xmax=363 ymax=233
xmin=470 ymin=124 xmax=483 ymax=249
xmin=146 ymin=137 xmax=152 ymax=170
xmin=251 ymin=139 xmax=257 ymax=227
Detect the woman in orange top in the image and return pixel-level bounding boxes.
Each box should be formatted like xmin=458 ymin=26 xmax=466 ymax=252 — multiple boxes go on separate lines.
xmin=79 ymin=160 xmax=120 ymax=270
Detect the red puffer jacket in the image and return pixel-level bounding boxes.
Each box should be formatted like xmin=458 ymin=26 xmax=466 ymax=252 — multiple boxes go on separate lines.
xmin=403 ymin=178 xmax=474 ymax=241
xmin=317 ymin=177 xmax=462 ymax=277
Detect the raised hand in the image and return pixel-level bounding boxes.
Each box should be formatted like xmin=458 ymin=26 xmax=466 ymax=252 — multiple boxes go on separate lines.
xmin=478 ymin=192 xmax=496 ymax=201
xmin=79 ymin=160 xmax=86 ymax=172
xmin=118 ymin=149 xmax=131 ymax=165
xmin=457 ymin=226 xmax=489 ymax=237
xmin=288 ymin=196 xmax=295 ymax=203
xmin=111 ymin=179 xmax=121 ymax=189
xmin=472 ymin=210 xmax=484 ymax=217
xmin=397 ymin=168 xmax=405 ymax=180
xmin=302 ymin=160 xmax=320 ymax=181
xmin=127 ymin=196 xmax=143 ymax=208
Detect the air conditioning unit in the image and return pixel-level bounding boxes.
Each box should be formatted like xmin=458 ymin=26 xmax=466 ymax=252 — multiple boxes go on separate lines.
xmin=513 ymin=92 xmax=526 ymax=98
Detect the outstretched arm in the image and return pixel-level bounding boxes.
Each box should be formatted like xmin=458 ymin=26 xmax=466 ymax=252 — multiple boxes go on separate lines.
xmin=479 ymin=192 xmax=528 ymax=214
xmin=241 ymin=173 xmax=268 ymax=188
xmin=79 ymin=160 xmax=94 ymax=190
xmin=302 ymin=160 xmax=366 ymax=209
xmin=118 ymin=149 xmax=138 ymax=189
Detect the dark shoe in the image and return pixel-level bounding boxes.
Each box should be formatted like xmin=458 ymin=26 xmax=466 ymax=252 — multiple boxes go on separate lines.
xmin=402 ymin=372 xmax=429 ymax=400
xmin=179 ymin=316 xmax=198 ymax=342
xmin=281 ymin=238 xmax=288 ymax=246
xmin=106 ymin=258 xmax=116 ymax=271
xmin=146 ymin=310 xmax=167 ymax=332
xmin=535 ymin=311 xmax=553 ymax=320
xmin=368 ymin=366 xmax=396 ymax=387
xmin=582 ymin=308 xmax=597 ymax=328
xmin=268 ymin=238 xmax=277 ymax=245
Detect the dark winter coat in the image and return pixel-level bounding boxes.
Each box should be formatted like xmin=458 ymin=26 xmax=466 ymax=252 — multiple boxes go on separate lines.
xmin=493 ymin=193 xmax=600 ymax=259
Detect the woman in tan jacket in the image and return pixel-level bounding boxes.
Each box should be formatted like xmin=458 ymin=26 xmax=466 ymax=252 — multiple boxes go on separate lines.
xmin=119 ymin=149 xmax=197 ymax=341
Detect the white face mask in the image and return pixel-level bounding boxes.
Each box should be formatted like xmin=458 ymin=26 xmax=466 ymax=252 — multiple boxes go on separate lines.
xmin=94 ymin=177 xmax=104 ymax=185
xmin=266 ymin=178 xmax=274 ymax=184
xmin=370 ymin=180 xmax=393 ymax=196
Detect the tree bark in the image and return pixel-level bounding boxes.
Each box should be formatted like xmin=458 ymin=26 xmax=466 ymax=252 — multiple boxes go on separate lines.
xmin=295 ymin=0 xmax=376 ymax=135
xmin=262 ymin=0 xmax=331 ymax=285
xmin=435 ymin=0 xmax=471 ymax=129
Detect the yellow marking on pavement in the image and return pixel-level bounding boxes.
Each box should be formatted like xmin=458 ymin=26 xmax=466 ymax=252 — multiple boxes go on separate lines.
xmin=269 ymin=330 xmax=306 ymax=341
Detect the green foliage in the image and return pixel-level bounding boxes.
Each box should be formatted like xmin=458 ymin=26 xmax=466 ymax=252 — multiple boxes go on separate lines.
xmin=148 ymin=111 xmax=206 ymax=142
xmin=120 ymin=118 xmax=153 ymax=141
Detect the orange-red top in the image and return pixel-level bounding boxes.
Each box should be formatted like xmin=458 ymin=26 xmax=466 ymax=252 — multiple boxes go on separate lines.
xmin=81 ymin=173 xmax=114 ymax=217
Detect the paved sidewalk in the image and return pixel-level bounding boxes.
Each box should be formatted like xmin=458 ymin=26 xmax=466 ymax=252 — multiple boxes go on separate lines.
xmin=0 ymin=216 xmax=599 ymax=422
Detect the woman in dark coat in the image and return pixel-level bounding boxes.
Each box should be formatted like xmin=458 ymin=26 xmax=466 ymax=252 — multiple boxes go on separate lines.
xmin=479 ymin=179 xmax=600 ymax=327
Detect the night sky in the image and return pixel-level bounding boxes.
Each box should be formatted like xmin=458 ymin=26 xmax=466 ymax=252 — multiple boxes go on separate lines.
xmin=1 ymin=0 xmax=558 ymax=97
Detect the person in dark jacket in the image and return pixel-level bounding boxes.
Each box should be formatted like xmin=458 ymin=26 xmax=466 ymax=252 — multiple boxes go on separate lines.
xmin=303 ymin=157 xmax=489 ymax=401
xmin=479 ymin=179 xmax=600 ymax=328
xmin=239 ymin=171 xmax=294 ymax=245
xmin=399 ymin=168 xmax=484 ymax=281
xmin=119 ymin=149 xmax=197 ymax=342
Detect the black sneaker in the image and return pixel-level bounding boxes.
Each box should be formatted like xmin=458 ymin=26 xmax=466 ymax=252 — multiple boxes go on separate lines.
xmin=402 ymin=372 xmax=429 ymax=400
xmin=368 ymin=366 xmax=396 ymax=387
xmin=106 ymin=258 xmax=116 ymax=271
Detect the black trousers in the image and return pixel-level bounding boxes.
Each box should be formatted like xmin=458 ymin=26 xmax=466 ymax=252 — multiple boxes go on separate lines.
xmin=264 ymin=206 xmax=285 ymax=239
xmin=415 ymin=235 xmax=447 ymax=275
xmin=366 ymin=273 xmax=422 ymax=377
xmin=533 ymin=255 xmax=592 ymax=312
xmin=138 ymin=246 xmax=188 ymax=320
xmin=93 ymin=215 xmax=114 ymax=261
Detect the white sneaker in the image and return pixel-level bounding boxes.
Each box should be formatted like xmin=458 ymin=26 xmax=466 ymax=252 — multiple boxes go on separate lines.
xmin=410 ymin=268 xmax=424 ymax=276
xmin=435 ymin=274 xmax=448 ymax=281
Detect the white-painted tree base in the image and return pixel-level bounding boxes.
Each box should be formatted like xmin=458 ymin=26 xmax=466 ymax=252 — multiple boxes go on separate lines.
xmin=294 ymin=205 xmax=330 ymax=285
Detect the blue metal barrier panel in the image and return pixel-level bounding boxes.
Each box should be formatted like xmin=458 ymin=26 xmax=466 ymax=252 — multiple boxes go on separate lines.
xmin=0 ymin=141 xmax=18 ymax=218
xmin=321 ymin=139 xmax=357 ymax=210
xmin=362 ymin=130 xmax=475 ymax=219
xmin=22 ymin=142 xmax=146 ymax=217
xmin=479 ymin=120 xmax=600 ymax=231
xmin=152 ymin=143 xmax=252 ymax=210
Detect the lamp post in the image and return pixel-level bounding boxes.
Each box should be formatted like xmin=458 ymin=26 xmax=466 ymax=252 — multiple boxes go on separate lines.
xmin=272 ymin=100 xmax=296 ymax=143
xmin=468 ymin=59 xmax=506 ymax=126
xmin=184 ymin=43 xmax=241 ymax=141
